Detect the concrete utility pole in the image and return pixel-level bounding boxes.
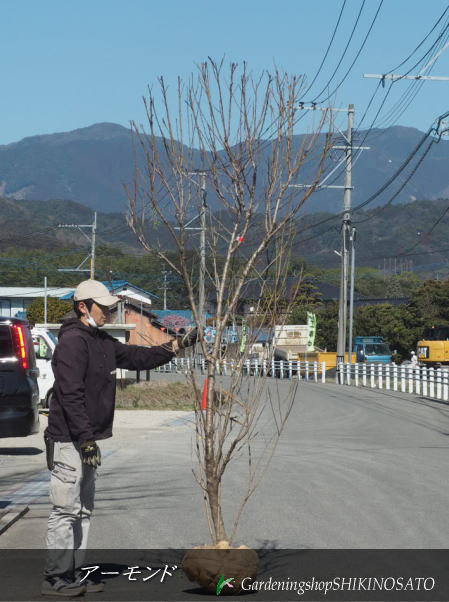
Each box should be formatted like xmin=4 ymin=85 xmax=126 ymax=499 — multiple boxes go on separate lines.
xmin=162 ymin=270 xmax=171 ymax=311
xmin=199 ymin=172 xmax=207 ymax=330
xmin=183 ymin=171 xmax=207 ymax=330
xmin=44 ymin=276 xmax=48 ymax=325
xmin=336 ymin=104 xmax=354 ymax=367
xmin=90 ymin=212 xmax=97 ymax=279
xmin=57 ymin=212 xmax=97 ymax=278
xmin=290 ymin=104 xmax=367 ymax=371
xmin=348 ymin=227 xmax=356 ymax=371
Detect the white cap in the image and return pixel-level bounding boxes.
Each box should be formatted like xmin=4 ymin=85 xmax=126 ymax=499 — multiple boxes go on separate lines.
xmin=73 ymin=279 xmax=120 ymax=308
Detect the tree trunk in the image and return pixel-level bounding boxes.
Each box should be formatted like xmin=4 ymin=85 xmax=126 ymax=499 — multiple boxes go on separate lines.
xmin=207 ymin=477 xmax=227 ymax=543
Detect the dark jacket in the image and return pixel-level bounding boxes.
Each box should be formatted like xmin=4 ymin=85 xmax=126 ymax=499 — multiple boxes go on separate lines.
xmin=47 ymin=318 xmax=174 ymax=443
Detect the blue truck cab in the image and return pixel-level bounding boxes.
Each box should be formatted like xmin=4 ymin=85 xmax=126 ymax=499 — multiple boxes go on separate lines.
xmin=353 ymin=336 xmax=392 ymax=364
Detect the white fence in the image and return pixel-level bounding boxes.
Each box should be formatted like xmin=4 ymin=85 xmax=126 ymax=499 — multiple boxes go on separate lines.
xmin=154 ymin=357 xmax=328 ymax=383
xmin=337 ymin=363 xmax=449 ymax=402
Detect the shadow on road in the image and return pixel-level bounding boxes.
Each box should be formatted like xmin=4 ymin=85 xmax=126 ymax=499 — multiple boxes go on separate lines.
xmin=0 ymin=447 xmax=43 ymax=456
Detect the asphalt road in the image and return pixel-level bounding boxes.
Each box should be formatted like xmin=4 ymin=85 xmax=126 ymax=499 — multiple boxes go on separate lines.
xmin=2 ymin=380 xmax=449 ymax=549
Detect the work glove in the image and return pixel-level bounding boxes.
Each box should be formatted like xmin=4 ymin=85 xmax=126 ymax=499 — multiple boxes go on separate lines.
xmin=176 ymin=327 xmax=198 ymax=349
xmin=80 ymin=441 xmax=101 ymax=468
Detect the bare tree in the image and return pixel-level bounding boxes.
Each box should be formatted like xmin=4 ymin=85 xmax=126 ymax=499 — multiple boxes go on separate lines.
xmin=128 ymin=59 xmax=332 ymax=545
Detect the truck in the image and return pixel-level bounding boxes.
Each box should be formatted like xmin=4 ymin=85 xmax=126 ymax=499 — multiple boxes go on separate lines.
xmin=353 ymin=336 xmax=392 ymax=364
xmin=273 ymin=325 xmax=309 ymax=362
xmin=417 ymin=325 xmax=449 ymax=366
xmin=31 ymin=326 xmax=57 ymax=407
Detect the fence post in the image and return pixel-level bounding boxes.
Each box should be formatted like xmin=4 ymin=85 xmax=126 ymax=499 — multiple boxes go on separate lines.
xmin=422 ymin=366 xmax=428 ymax=397
xmin=393 ymin=364 xmax=398 ymax=391
xmin=313 ymin=361 xmax=318 ymax=383
xmin=322 ymin=362 xmax=326 ymax=383
xmin=408 ymin=365 xmax=413 ymax=394
xmin=443 ymin=369 xmax=449 ymax=402
xmin=288 ymin=361 xmax=293 ymax=380
xmin=385 ymin=364 xmax=390 ymax=390
xmin=355 ymin=363 xmax=359 ymax=387
xmin=429 ymin=367 xmax=435 ymax=398
xmin=362 ymin=363 xmax=367 ymax=387
xmin=271 ymin=358 xmax=275 ymax=378
xmin=378 ymin=364 xmax=383 ymax=389
xmin=437 ymin=368 xmax=442 ymax=400
xmin=263 ymin=359 xmax=267 ymax=377
xmin=370 ymin=364 xmax=375 ymax=388
xmin=400 ymin=365 xmax=406 ymax=393
xmin=414 ymin=366 xmax=420 ymax=396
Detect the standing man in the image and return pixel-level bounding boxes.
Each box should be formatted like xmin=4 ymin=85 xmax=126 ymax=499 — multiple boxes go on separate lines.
xmin=42 ymin=280 xmax=196 ymax=597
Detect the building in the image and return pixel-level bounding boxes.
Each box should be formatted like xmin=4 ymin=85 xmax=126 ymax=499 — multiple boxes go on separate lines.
xmin=0 ymin=286 xmax=74 ymax=318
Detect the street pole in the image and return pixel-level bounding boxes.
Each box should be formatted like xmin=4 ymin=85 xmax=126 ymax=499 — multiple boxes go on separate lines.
xmin=336 ymin=104 xmax=354 ymax=368
xmin=162 ymin=271 xmax=168 ymax=311
xmin=185 ymin=171 xmax=207 ymax=330
xmin=90 ymin=212 xmax=97 ymax=279
xmin=44 ymin=276 xmax=48 ymax=325
xmin=199 ymin=173 xmax=207 ymax=331
xmin=348 ymin=227 xmax=356 ymax=371
xmin=288 ymin=103 xmax=365 ymax=378
xmin=57 ymin=213 xmax=97 ymax=276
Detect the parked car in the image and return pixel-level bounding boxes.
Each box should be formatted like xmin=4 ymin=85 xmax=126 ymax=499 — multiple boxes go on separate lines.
xmin=31 ymin=327 xmax=57 ymax=408
xmin=0 ymin=317 xmax=40 ymax=437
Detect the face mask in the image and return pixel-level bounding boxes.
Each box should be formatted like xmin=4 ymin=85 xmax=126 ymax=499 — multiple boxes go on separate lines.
xmin=86 ymin=310 xmax=98 ymax=328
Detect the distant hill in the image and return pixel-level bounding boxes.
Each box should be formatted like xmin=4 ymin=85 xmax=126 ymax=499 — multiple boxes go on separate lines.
xmin=0 ymin=122 xmax=448 ymax=214
xmin=1 ymin=196 xmax=449 ymax=279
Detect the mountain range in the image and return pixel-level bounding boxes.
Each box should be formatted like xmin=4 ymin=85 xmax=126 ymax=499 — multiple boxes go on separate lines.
xmin=1 ymin=196 xmax=449 ymax=279
xmin=0 ymin=122 xmax=448 ymax=214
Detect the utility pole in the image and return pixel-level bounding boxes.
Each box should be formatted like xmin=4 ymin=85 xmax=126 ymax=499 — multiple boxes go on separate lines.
xmin=57 ymin=212 xmax=97 ymax=277
xmin=44 ymin=276 xmax=48 ymax=325
xmin=183 ymin=171 xmax=207 ymax=331
xmin=199 ymin=172 xmax=207 ymax=330
xmin=162 ymin=270 xmax=170 ymax=311
xmin=289 ymin=104 xmax=367 ymax=372
xmin=91 ymin=212 xmax=97 ymax=279
xmin=348 ymin=227 xmax=356 ymax=371
xmin=336 ymin=104 xmax=354 ymax=367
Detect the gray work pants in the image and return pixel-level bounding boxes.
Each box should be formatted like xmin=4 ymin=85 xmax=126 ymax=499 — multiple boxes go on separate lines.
xmin=45 ymin=441 xmax=97 ymax=577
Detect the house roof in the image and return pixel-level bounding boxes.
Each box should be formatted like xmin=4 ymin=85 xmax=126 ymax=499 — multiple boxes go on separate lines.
xmin=0 ymin=286 xmax=74 ymax=299
xmin=59 ymin=280 xmax=158 ymax=301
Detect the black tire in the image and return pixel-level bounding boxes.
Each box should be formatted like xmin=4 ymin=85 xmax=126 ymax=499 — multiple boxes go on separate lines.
xmin=45 ymin=388 xmax=53 ymax=409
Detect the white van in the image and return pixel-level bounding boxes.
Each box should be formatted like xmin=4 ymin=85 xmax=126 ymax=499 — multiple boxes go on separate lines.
xmin=31 ymin=327 xmax=57 ymax=407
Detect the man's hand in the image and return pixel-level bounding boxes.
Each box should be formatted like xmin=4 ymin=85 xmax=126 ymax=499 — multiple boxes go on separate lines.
xmin=80 ymin=441 xmax=101 ymax=467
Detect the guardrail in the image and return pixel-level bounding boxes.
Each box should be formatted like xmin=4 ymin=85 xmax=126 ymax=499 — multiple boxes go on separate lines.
xmin=337 ymin=362 xmax=449 ymax=401
xmin=153 ymin=357 xmax=328 ymax=383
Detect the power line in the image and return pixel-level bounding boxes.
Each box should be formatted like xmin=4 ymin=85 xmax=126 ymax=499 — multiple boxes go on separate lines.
xmin=314 ymin=0 xmax=385 ymax=104
xmin=298 ymin=0 xmax=347 ymax=100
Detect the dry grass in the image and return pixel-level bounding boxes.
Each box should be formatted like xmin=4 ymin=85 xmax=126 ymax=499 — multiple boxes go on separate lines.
xmin=115 ymin=380 xmax=197 ymax=410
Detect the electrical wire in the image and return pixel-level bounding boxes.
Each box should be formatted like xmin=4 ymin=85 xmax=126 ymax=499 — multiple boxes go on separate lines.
xmin=309 ymin=0 xmax=368 ymax=102
xmin=313 ymin=0 xmax=385 ymax=104
xmin=298 ymin=0 xmax=347 ymax=100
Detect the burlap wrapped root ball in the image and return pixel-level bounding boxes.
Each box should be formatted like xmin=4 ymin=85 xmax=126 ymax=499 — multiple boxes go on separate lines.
xmin=183 ymin=540 xmax=259 ymax=594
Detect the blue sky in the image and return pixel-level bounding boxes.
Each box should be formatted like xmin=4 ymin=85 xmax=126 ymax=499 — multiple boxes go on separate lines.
xmin=0 ymin=0 xmax=448 ymax=145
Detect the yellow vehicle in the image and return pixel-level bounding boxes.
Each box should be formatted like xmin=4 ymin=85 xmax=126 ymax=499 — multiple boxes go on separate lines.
xmin=417 ymin=326 xmax=449 ymax=366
